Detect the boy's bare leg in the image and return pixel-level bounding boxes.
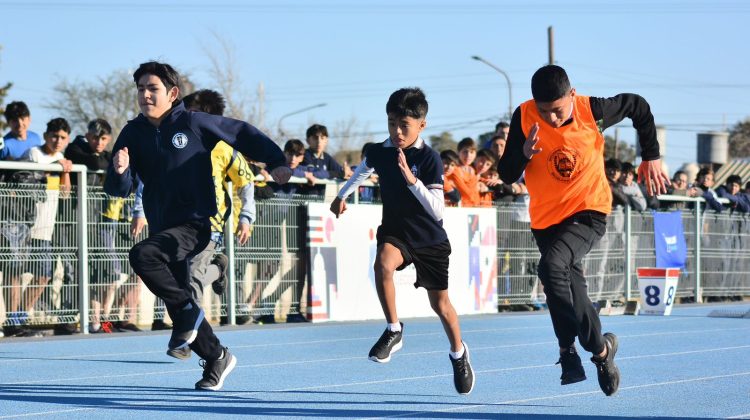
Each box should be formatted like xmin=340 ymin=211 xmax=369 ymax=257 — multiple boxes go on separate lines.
xmin=427 ymin=289 xmax=462 ymax=352
xmin=23 ymin=276 xmax=50 ymax=313
xmin=9 ymin=275 xmax=21 ymax=313
xmin=373 ymin=243 xmax=403 ymax=323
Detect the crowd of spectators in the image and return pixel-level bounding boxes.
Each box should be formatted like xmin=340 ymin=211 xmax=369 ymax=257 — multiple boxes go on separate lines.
xmin=3 ymin=98 xmax=748 ymax=336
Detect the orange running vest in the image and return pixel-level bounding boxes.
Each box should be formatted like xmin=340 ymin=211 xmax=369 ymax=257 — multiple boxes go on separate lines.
xmin=520 ymin=95 xmax=612 ymax=229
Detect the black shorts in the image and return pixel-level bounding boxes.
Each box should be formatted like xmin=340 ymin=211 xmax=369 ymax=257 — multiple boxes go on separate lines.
xmin=377 ymin=234 xmax=451 ymax=291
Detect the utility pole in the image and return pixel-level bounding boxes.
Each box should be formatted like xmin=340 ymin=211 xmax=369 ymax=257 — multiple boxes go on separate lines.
xmin=548 ymin=26 xmax=555 ymax=65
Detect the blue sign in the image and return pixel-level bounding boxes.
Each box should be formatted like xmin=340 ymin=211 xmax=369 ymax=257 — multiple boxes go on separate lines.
xmin=653 ymin=210 xmax=687 ymax=269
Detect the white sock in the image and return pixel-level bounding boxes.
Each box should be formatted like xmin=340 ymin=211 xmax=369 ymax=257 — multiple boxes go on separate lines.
xmin=387 ymin=322 xmax=401 ymax=332
xmin=450 ymin=343 xmax=465 ymax=360
xmin=217 ymin=349 xmax=225 ymax=360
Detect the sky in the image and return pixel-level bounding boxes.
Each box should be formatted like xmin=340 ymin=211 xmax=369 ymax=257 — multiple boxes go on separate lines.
xmin=1 ymin=0 xmax=748 ymax=174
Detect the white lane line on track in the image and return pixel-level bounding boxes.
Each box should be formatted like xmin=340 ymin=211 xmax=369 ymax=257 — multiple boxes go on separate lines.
xmin=0 ymin=317 xmax=740 ymax=363
xmin=2 ymin=347 xmax=749 ymax=419
xmin=365 ymin=371 xmax=750 ymax=419
xmin=3 ymin=326 xmax=749 ymax=384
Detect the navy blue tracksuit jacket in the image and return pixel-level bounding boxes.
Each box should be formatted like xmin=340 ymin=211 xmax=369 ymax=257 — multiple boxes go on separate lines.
xmin=104 ymin=101 xmax=285 ymax=234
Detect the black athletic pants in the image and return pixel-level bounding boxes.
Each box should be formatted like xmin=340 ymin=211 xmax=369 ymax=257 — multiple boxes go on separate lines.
xmin=129 ymin=219 xmax=222 ymax=361
xmin=531 ymin=211 xmax=607 ymax=354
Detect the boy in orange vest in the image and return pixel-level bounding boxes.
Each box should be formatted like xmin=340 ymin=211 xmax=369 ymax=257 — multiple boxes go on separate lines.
xmin=498 ymin=65 xmax=669 ymax=396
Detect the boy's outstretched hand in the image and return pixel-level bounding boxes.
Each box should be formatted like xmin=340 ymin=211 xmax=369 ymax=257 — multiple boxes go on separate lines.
xmin=397 ymin=148 xmax=416 ymax=185
xmin=523 ymin=123 xmax=542 ymax=159
xmin=330 ymin=196 xmax=347 ymax=218
xmin=637 ymin=158 xmax=671 ymax=196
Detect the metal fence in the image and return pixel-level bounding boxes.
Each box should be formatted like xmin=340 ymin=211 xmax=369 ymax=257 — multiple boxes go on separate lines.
xmin=496 ymin=197 xmax=750 ymax=306
xmin=1 ymin=161 xmax=748 ymax=334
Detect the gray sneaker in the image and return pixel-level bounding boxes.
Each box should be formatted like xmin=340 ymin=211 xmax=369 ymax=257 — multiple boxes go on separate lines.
xmin=167 ymin=346 xmax=192 ymax=360
xmin=168 ymin=302 xmax=204 ymax=350
xmin=195 ymin=347 xmax=237 ymax=391
xmin=211 ymin=254 xmax=228 ymax=295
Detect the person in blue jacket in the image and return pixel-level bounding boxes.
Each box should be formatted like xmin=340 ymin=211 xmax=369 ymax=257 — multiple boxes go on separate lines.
xmin=104 ymin=61 xmax=291 ymax=391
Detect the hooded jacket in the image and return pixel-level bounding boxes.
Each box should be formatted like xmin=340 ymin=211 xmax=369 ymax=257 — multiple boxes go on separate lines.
xmin=104 ymin=101 xmax=285 ymax=234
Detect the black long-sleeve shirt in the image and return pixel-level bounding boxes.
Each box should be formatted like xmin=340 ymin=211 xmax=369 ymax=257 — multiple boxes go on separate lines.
xmin=498 ymin=94 xmax=660 ymax=184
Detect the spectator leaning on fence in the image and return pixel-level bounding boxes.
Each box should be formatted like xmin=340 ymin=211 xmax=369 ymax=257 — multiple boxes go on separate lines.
xmin=66 ymin=118 xmax=141 ymax=333
xmin=440 ymin=149 xmax=461 ymax=206
xmin=302 ymin=123 xmax=352 ymax=180
xmin=604 ymin=158 xmax=628 ymax=209
xmin=1 ymin=101 xmax=44 ymax=161
xmin=446 ymin=137 xmax=480 ymax=207
xmin=715 ymin=174 xmax=750 ymax=213
xmin=16 ymin=118 xmax=73 ymax=330
xmin=498 ymin=64 xmax=669 ymax=397
xmin=661 ymin=170 xmax=689 ymax=209
xmin=619 ymin=162 xmax=648 ymax=211
xmin=688 ymin=167 xmax=723 ymax=212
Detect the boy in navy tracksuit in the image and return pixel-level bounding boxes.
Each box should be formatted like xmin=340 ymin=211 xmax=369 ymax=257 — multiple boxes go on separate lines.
xmin=105 ymin=61 xmax=291 ymax=391
xmin=330 ymin=87 xmax=475 ymax=395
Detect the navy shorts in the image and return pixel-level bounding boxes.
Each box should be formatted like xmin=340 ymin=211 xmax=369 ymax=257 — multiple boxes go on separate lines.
xmin=376 ymin=233 xmax=451 ymax=291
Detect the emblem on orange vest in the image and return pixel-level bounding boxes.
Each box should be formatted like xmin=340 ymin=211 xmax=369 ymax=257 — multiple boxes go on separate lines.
xmin=547 ymin=147 xmax=579 ymax=182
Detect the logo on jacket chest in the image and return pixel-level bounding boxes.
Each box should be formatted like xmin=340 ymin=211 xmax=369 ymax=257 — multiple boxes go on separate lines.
xmin=172 ymin=133 xmax=188 ymax=149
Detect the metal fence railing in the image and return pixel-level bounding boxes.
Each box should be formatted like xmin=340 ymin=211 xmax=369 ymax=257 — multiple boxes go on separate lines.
xmin=1 ymin=160 xmax=747 ymax=334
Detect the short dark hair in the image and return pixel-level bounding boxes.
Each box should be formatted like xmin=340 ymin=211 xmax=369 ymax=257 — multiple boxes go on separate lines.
xmin=696 ymin=167 xmax=714 ymax=179
xmin=605 ymin=158 xmax=622 ymax=171
xmin=495 ymin=121 xmax=509 ymax=131
xmin=531 ymin=65 xmax=571 ymax=102
xmin=133 ymin=61 xmax=181 ymax=95
xmin=46 ymin=118 xmax=71 ymax=134
xmin=4 ymin=101 xmax=30 ymax=121
xmin=457 ymin=137 xmax=477 ymax=152
xmin=284 ymin=139 xmax=306 ymax=155
xmin=490 ymin=135 xmax=506 ymax=143
xmin=386 ymin=87 xmax=428 ymax=119
xmin=306 ymin=124 xmax=328 ymax=140
xmin=726 ymin=174 xmax=743 ymax=186
xmin=476 ymin=149 xmax=497 ymax=166
xmin=440 ymin=149 xmax=460 ymax=166
xmin=672 ymin=170 xmax=687 ymax=180
xmin=621 ymin=162 xmax=636 ymax=175
xmin=87 ymin=118 xmax=112 ymax=137
xmin=183 ymin=89 xmax=226 ymax=116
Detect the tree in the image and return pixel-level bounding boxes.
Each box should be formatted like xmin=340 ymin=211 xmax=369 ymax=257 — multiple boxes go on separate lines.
xmin=728 ymin=118 xmax=750 ymax=158
xmin=202 ymin=32 xmax=266 ymax=132
xmin=0 ymin=46 xmax=12 ymax=132
xmin=604 ymin=135 xmax=636 ymax=163
xmin=47 ymin=69 xmax=139 ymax=136
xmin=428 ymin=131 xmax=458 ymax=152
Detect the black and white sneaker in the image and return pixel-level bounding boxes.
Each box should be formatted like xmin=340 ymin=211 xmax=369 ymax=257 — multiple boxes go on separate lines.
xmin=450 ymin=341 xmax=475 ymax=395
xmin=591 ymin=332 xmax=620 ymax=396
xmin=211 ymin=254 xmax=228 ymax=295
xmin=195 ymin=347 xmax=237 ymax=391
xmin=167 ymin=346 xmax=192 ymax=360
xmin=368 ymin=323 xmax=403 ymax=363
xmin=556 ymin=346 xmax=586 ymax=385
xmin=168 ymin=302 xmax=204 ymax=350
